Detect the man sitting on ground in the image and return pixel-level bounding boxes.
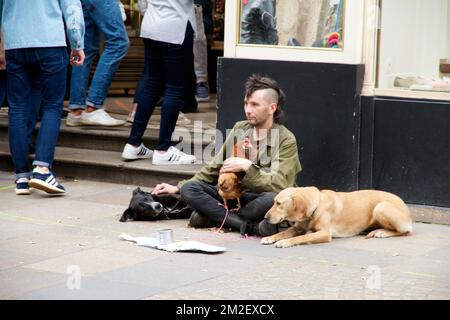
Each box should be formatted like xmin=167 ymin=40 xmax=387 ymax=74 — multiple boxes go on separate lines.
xmin=152 ymin=74 xmax=301 ymax=236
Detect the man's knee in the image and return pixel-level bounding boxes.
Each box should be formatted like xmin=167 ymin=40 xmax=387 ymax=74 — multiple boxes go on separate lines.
xmin=116 ymin=37 xmax=130 ymax=59
xmin=258 ymin=192 xmax=276 ymax=208
xmin=180 ymin=180 xmax=203 ymax=199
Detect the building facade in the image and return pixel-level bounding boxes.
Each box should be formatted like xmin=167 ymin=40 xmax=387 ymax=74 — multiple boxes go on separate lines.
xmin=217 ymin=0 xmax=450 ymax=207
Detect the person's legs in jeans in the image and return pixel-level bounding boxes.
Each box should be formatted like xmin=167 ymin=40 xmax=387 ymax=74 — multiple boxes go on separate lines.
xmin=6 ymin=49 xmax=34 ymax=180
xmin=157 ymin=23 xmax=194 ymax=151
xmin=26 ymin=47 xmax=69 ymax=194
xmin=124 ymin=24 xmax=196 ymax=163
xmin=69 ymin=6 xmax=100 ymax=113
xmin=127 ymin=38 xmax=164 ymax=147
xmin=32 ymin=47 xmax=68 ymax=169
xmin=84 ymin=0 xmax=129 ymax=109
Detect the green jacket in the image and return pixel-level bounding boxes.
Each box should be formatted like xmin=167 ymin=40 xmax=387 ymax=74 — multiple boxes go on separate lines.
xmin=179 ymin=121 xmax=302 ymax=193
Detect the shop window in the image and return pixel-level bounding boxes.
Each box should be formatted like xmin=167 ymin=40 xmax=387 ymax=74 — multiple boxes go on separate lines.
xmin=377 ymin=0 xmax=450 ymax=93
xmin=239 ymin=0 xmax=345 ymax=49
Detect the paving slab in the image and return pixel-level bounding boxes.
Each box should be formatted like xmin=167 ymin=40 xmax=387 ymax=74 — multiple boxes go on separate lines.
xmin=0 ymin=267 xmax=66 ymax=299
xmin=19 ymin=277 xmax=159 ymax=300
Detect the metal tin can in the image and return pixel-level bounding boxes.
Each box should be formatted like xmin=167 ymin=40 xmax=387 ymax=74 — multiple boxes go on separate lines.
xmin=157 ymin=228 xmax=173 ymax=245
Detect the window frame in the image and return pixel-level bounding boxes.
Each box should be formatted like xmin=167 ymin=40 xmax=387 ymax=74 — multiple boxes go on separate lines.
xmin=224 ymin=0 xmax=365 ymax=64
xmin=372 ymin=0 xmax=450 ymax=101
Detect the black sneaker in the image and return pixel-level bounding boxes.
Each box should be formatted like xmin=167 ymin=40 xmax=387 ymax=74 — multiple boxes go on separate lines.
xmin=188 ymin=210 xmax=216 ymax=228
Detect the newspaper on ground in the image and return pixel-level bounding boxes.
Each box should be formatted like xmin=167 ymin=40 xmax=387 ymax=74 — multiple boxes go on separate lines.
xmin=119 ymin=233 xmax=226 ymax=253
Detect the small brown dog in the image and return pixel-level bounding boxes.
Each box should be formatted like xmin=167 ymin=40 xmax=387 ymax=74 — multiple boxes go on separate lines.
xmin=218 ymin=172 xmax=244 ymax=210
xmin=261 ymin=187 xmax=413 ymax=248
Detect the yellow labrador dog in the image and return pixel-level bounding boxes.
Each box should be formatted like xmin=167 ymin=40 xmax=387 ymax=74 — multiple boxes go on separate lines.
xmin=261 ymin=187 xmax=412 ymax=248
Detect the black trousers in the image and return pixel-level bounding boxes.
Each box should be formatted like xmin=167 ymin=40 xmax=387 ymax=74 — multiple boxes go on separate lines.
xmin=180 ymin=180 xmax=276 ymax=231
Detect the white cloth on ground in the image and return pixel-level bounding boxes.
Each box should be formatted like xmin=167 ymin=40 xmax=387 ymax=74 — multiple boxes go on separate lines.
xmin=119 ymin=233 xmax=226 ymax=253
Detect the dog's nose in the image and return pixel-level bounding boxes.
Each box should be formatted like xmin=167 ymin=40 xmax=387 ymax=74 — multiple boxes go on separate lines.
xmin=151 ymin=202 xmax=163 ymax=213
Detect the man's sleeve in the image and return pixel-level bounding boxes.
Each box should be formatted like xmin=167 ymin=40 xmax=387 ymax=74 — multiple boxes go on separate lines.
xmin=60 ymin=0 xmax=85 ymax=50
xmin=240 ymin=136 xmax=301 ymax=194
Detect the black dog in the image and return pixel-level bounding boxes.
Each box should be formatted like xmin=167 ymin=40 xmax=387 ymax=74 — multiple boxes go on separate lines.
xmin=120 ymin=187 xmax=192 ymax=222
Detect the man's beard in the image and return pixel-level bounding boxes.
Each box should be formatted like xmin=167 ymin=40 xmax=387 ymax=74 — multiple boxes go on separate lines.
xmin=247 ymin=117 xmax=259 ymax=127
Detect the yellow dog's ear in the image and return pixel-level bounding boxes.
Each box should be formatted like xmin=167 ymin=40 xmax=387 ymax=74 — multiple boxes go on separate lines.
xmin=291 ymin=193 xmax=307 ymax=215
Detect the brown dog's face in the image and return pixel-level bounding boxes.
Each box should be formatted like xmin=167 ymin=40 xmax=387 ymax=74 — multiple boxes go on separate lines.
xmin=218 ymin=173 xmax=239 ymax=192
xmin=264 ymin=188 xmax=308 ymax=224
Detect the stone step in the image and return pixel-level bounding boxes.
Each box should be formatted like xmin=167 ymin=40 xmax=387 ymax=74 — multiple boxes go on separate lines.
xmin=0 ymin=142 xmax=202 ymax=187
xmin=0 ymin=115 xmax=216 ymax=153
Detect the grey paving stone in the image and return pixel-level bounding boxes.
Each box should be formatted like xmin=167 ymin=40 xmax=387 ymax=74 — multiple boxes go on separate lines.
xmin=0 ymin=248 xmax=48 ymax=271
xmin=0 ymin=218 xmax=52 ymax=240
xmin=24 ymin=247 xmax=159 ymax=276
xmin=100 ymin=251 xmax=273 ymax=290
xmin=0 ymin=267 xmax=66 ymax=299
xmin=19 ymin=276 xmax=159 ymax=300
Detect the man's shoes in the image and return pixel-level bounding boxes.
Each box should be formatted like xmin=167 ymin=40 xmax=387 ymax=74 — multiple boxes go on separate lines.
xmin=196 ymin=82 xmax=210 ymax=102
xmin=256 ymin=219 xmax=279 ymax=237
xmin=188 ymin=210 xmax=216 ymax=228
xmin=240 ymin=220 xmax=279 ymax=237
xmin=29 ymin=169 xmax=66 ymax=194
xmin=122 ymin=143 xmax=153 ymax=160
xmin=81 ymin=109 xmax=125 ymax=126
xmin=15 ymin=177 xmax=31 ymax=195
xmin=152 ymin=146 xmax=196 ymax=165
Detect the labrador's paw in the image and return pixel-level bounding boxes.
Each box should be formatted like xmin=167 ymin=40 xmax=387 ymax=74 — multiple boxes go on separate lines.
xmin=260 ymin=236 xmax=277 ymax=245
xmin=365 ymin=229 xmax=389 ymax=239
xmin=274 ymin=239 xmax=294 ymax=248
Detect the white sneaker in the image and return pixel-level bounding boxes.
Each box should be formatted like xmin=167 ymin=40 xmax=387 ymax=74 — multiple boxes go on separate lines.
xmin=122 ymin=143 xmax=153 ymax=160
xmin=152 ymin=146 xmax=196 ymax=165
xmin=81 ymin=109 xmax=125 ymax=127
xmin=66 ymin=113 xmax=83 ymax=127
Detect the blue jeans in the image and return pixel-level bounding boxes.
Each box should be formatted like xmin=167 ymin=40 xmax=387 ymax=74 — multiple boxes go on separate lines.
xmin=128 ymin=23 xmax=194 ymax=150
xmin=1 ymin=70 xmax=41 ymax=147
xmin=27 ymin=86 xmax=42 ymax=147
xmin=6 ymin=47 xmax=68 ymax=178
xmin=69 ymin=0 xmax=129 ymax=110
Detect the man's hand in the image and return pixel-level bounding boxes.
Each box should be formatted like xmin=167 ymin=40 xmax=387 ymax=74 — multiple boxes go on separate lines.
xmin=152 ymin=183 xmax=180 ymax=195
xmin=220 ymin=157 xmax=252 ymax=173
xmin=70 ymin=49 xmax=85 ymax=66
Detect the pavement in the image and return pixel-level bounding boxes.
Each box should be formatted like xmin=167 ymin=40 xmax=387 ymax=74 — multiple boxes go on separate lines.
xmin=1 ymin=170 xmax=450 ymax=300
